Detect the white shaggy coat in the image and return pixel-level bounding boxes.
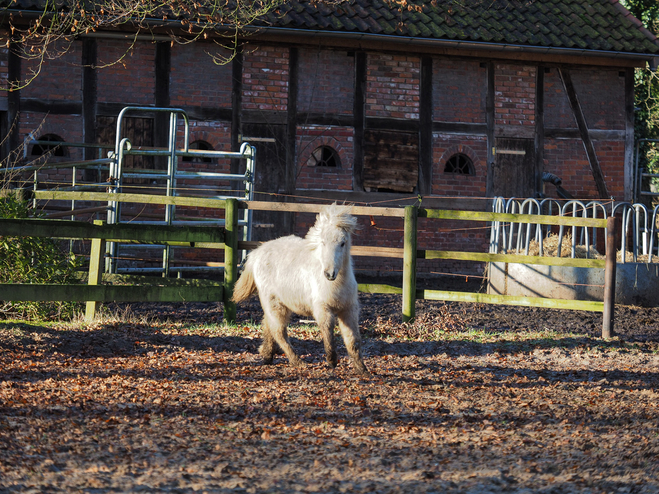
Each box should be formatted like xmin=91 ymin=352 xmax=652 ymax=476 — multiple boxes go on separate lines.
xmin=232 ymin=204 xmax=368 ymax=375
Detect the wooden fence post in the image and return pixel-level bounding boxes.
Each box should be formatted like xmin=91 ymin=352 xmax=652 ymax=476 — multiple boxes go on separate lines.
xmin=223 ymin=198 xmax=239 ymax=323
xmin=602 ymin=215 xmax=617 ymax=338
xmin=85 ymin=220 xmax=106 ymax=322
xmin=402 ymin=205 xmax=418 ymax=323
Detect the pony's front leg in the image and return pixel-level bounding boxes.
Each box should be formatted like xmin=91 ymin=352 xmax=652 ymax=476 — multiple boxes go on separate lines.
xmin=337 ymin=306 xmax=369 ymax=376
xmin=262 ymin=306 xmax=303 ymax=368
xmin=315 ymin=310 xmax=337 ymax=368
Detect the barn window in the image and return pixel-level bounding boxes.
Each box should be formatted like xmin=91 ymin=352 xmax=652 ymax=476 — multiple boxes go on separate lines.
xmin=182 ymin=140 xmax=214 ymax=163
xmin=308 ymin=146 xmax=340 ymax=168
xmin=444 ymin=153 xmax=474 ymax=175
xmin=31 ymin=134 xmax=66 ymax=157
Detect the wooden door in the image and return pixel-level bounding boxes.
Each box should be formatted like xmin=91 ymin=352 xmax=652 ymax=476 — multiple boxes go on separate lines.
xmin=363 ymin=129 xmax=419 ymax=193
xmin=490 ymin=138 xmax=536 ymax=199
xmin=240 ymin=123 xmax=292 ymax=241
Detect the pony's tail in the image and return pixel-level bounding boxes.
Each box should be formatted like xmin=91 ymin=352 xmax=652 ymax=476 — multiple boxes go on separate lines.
xmin=231 ymin=263 xmax=257 ymax=303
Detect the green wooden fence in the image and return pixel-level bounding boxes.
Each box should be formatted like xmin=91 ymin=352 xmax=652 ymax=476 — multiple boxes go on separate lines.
xmin=0 ymin=193 xmax=617 ymax=336
xmin=0 ymin=197 xmax=240 ymax=322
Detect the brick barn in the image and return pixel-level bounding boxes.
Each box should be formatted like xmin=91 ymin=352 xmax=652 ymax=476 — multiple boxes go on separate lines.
xmin=2 ymin=0 xmax=659 ymax=280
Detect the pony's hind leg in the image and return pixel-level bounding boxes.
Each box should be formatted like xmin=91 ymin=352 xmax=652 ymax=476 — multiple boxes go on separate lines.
xmin=262 ymin=303 xmax=303 ymax=368
xmin=337 ymin=306 xmax=369 ymax=376
xmin=259 ymin=318 xmax=276 ymax=364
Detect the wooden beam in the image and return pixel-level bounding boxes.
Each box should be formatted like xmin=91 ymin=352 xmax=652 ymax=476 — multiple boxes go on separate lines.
xmin=421 ymin=249 xmax=606 ymax=269
xmin=231 ymin=51 xmax=243 ymax=155
xmin=559 ymin=68 xmax=610 ymax=199
xmin=285 ymin=47 xmax=298 ymax=197
xmin=535 ymin=65 xmax=545 ymax=196
xmin=419 ymin=55 xmax=433 ymax=196
xmin=0 ymin=284 xmax=224 ymax=303
xmin=0 ymin=218 xmax=226 ymax=244
xmin=419 ymin=289 xmax=604 ymax=312
xmin=82 ymin=38 xmax=98 ymax=181
xmin=353 ymin=51 xmax=367 ymax=191
xmin=624 ymin=68 xmax=635 ymax=202
xmin=485 ymin=61 xmax=495 ymax=197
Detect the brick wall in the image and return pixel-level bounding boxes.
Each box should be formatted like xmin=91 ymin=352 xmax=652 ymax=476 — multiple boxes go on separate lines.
xmin=296 ymin=125 xmax=354 ymax=191
xmin=170 ymin=44 xmax=233 ymax=109
xmin=495 ymin=63 xmax=536 ymax=133
xmin=97 ymin=40 xmax=155 ymax=105
xmin=432 ymin=134 xmax=488 ymax=197
xmin=20 ymin=44 xmax=82 ymax=102
xmin=433 ymin=59 xmax=487 ymax=123
xmin=366 ymin=53 xmax=419 ymax=119
xmin=242 ymin=46 xmax=288 ymax=111
xmin=298 ymin=48 xmax=354 ymax=115
xmin=544 ymin=138 xmax=626 ymax=201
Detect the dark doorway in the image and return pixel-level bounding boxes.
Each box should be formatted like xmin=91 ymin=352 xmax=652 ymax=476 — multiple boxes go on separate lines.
xmin=241 ymin=123 xmax=293 ymax=241
xmin=490 ymin=137 xmax=536 ymax=199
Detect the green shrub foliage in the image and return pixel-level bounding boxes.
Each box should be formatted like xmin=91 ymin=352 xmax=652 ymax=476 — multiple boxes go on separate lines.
xmin=0 ymin=194 xmax=81 ymax=320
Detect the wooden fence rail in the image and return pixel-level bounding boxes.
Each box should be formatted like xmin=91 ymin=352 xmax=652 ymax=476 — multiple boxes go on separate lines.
xmin=1 ymin=193 xmax=617 ymax=336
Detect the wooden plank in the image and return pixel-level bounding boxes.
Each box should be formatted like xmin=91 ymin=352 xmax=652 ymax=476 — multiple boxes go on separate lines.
xmin=0 ymin=218 xmax=225 ymax=244
xmin=0 ymin=284 xmax=224 ymax=303
xmin=420 ymin=208 xmax=607 ymax=228
xmin=34 ymin=191 xmax=228 ymax=209
xmin=422 ymin=250 xmax=606 ymax=268
xmin=245 ymin=201 xmax=407 ymax=217
xmin=418 ymin=289 xmax=604 ymax=312
xmin=558 ymin=68 xmax=609 ymax=199
xmin=358 ymin=284 xmax=403 ymax=295
xmin=351 ymin=245 xmax=404 ymax=258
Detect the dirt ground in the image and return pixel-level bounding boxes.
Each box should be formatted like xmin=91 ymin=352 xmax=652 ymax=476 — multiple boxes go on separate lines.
xmin=1 ymin=282 xmax=659 ymax=493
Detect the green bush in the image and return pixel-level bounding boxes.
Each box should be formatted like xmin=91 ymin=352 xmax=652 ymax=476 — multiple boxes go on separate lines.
xmin=0 ymin=193 xmax=82 ymax=320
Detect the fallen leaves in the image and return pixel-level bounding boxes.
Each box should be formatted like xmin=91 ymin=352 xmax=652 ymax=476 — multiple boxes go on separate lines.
xmin=1 ymin=303 xmax=659 ymax=492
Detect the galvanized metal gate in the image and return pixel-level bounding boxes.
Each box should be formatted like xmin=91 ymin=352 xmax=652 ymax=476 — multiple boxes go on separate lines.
xmin=106 ymin=106 xmax=255 ymax=275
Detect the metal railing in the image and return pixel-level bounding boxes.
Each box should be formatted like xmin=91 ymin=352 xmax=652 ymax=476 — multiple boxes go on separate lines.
xmin=3 ymin=107 xmax=256 ymax=276
xmin=106 ymin=107 xmax=255 ymax=275
xmin=490 ymin=196 xmax=659 ymax=263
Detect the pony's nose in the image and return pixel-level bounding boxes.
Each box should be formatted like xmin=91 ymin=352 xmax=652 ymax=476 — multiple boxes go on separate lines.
xmin=324 ymin=270 xmax=337 ymax=281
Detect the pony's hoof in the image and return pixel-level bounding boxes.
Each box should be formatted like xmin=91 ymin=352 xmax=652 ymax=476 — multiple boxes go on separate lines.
xmin=289 ymin=358 xmax=305 ymax=368
xmin=261 ymin=357 xmax=274 ymax=365
xmin=353 ymin=363 xmax=370 ymax=376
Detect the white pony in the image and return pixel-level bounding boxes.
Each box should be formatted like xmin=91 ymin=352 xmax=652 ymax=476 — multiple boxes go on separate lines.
xmin=232 ymin=203 xmax=369 ymax=376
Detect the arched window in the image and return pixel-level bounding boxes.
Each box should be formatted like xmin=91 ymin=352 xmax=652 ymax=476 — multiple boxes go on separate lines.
xmin=182 ymin=140 xmax=213 ymax=163
xmin=31 ymin=134 xmax=66 ymax=157
xmin=308 ymin=146 xmax=340 ymax=168
xmin=444 ymin=153 xmax=474 ymax=175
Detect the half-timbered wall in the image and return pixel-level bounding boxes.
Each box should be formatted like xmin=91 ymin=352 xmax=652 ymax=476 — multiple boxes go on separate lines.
xmin=0 ymin=36 xmax=634 ymax=278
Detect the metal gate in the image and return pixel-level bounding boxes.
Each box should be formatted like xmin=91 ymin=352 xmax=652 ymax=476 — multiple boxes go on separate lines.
xmin=106 ymin=106 xmax=255 ymax=275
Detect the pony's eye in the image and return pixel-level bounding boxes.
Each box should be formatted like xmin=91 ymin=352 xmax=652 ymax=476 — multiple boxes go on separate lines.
xmin=341 ymin=241 xmax=346 ymax=248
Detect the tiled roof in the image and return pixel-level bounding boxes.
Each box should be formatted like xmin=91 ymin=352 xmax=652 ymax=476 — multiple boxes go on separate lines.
xmin=261 ymin=0 xmax=659 ymax=55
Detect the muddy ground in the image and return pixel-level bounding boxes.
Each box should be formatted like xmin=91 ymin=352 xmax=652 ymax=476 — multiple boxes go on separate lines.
xmin=1 ymin=282 xmax=658 ymax=493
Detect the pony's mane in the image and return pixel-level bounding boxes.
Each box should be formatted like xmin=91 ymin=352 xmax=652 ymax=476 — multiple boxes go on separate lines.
xmin=306 ymin=203 xmax=358 ymax=243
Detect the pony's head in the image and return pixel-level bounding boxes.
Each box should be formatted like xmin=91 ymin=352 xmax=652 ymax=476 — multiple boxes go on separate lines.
xmin=306 ymin=203 xmax=358 ymax=281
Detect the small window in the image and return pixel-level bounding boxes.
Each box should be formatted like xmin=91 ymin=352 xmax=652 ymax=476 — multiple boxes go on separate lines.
xmin=31 ymin=134 xmax=66 ymax=157
xmin=182 ymin=140 xmax=213 ymax=163
xmin=444 ymin=153 xmax=474 ymax=175
xmin=308 ymin=146 xmax=340 ymax=168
